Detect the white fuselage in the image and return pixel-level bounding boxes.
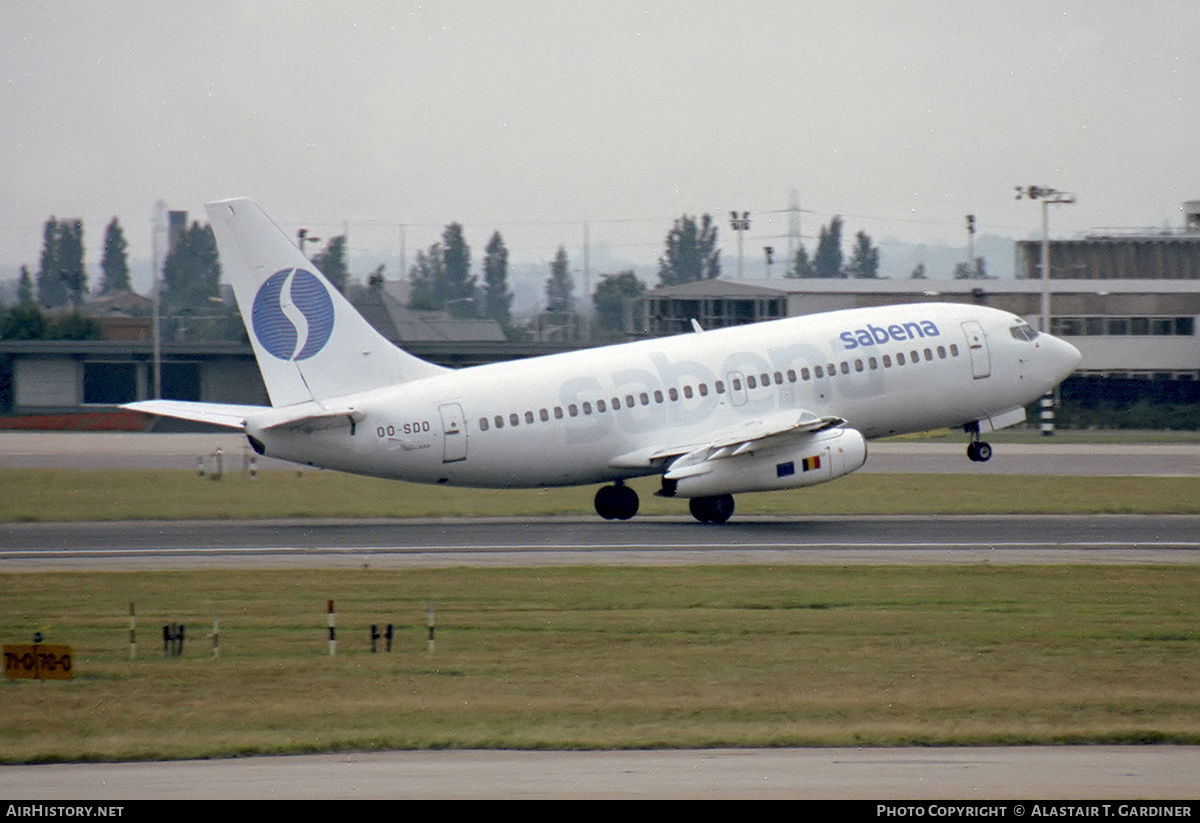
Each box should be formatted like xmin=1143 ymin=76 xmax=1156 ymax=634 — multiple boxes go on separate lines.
xmin=248 ymin=302 xmax=1081 ymax=489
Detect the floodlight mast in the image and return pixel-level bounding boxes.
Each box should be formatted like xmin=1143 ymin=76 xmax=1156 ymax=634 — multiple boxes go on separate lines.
xmin=1015 ymin=186 xmax=1076 ymax=333
xmin=729 ymin=211 xmax=750 ymax=279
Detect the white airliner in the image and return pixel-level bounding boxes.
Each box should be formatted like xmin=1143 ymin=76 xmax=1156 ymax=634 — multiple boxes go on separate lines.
xmin=126 ymin=198 xmax=1082 ymax=523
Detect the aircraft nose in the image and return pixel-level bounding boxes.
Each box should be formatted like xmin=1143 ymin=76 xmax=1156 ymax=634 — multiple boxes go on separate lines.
xmin=1042 ymin=333 xmax=1082 ymax=382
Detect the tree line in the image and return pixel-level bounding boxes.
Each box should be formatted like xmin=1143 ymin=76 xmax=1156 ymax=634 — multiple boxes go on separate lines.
xmin=4 ymin=208 xmax=903 ymax=343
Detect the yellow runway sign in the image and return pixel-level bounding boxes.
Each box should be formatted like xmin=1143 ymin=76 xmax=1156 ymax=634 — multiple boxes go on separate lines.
xmin=3 ymin=644 xmax=73 ymax=680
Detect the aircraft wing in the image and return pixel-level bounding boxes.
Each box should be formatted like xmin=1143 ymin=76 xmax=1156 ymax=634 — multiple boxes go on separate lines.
xmin=609 ymin=410 xmax=846 ymax=470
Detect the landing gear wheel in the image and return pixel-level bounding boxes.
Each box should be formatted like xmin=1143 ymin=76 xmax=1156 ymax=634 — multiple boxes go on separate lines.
xmin=689 ymin=494 xmax=735 ymax=524
xmin=966 ymin=441 xmax=993 ymax=462
xmin=594 ymin=483 xmax=639 ymax=520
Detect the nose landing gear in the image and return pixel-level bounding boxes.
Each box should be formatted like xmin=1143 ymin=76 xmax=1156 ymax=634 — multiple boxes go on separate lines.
xmin=966 ymin=440 xmax=992 ymax=462
xmin=964 ymin=423 xmax=993 ymax=463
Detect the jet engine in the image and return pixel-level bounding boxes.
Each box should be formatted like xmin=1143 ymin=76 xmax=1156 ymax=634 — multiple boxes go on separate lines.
xmin=665 ymin=426 xmax=868 ymax=498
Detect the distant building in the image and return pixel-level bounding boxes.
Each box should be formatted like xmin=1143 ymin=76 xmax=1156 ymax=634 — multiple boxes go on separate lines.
xmin=635 ymin=204 xmax=1200 ymax=387
xmin=349 ymin=280 xmax=507 ymax=344
xmin=1 ymin=281 xmax=559 ymax=421
xmin=81 ymin=290 xmax=154 ymax=342
xmin=635 ymin=279 xmax=788 ymax=336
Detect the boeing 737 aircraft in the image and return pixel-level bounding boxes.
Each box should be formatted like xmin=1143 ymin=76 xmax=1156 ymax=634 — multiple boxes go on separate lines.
xmin=126 ymin=198 xmax=1082 ymax=523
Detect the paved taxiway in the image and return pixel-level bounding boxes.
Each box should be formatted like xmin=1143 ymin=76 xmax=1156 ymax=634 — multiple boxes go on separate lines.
xmin=3 ymin=431 xmax=1198 ymax=798
xmin=4 ymin=746 xmax=1199 ymax=800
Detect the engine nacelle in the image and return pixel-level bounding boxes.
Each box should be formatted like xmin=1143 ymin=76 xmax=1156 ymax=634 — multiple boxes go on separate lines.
xmin=668 ymin=426 xmax=868 ymax=498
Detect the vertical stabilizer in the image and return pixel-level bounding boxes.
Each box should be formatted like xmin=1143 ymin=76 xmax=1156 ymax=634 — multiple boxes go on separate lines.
xmin=206 ymin=198 xmax=446 ymax=407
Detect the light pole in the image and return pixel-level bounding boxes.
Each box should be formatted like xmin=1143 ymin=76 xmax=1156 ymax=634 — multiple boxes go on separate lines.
xmin=1016 ymin=185 xmax=1076 ymax=437
xmin=1015 ymin=186 xmax=1075 ymax=333
xmin=729 ymin=211 xmax=750 ymax=278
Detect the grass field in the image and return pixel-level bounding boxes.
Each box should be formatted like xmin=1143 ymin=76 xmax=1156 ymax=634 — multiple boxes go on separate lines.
xmin=2 ymin=468 xmax=1199 ymax=522
xmin=3 ymin=565 xmax=1198 ymax=763
xmin=3 ymin=464 xmax=1198 ymax=763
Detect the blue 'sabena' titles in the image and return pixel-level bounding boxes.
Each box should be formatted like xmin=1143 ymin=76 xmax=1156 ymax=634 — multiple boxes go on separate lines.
xmin=839 ymin=320 xmax=941 ymax=350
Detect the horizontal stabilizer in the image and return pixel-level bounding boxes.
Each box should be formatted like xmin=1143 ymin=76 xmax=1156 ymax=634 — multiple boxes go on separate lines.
xmin=124 ymin=400 xmax=269 ymax=430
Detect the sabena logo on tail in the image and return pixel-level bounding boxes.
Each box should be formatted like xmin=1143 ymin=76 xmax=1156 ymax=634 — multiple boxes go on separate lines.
xmin=251 ymin=268 xmax=335 ymax=361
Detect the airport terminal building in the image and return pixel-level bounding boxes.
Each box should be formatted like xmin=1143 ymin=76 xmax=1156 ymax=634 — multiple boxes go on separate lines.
xmin=634 ymin=211 xmax=1200 ymax=399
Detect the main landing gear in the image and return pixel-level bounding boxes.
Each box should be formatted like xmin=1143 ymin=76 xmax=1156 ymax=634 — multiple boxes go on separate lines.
xmin=594 ymin=480 xmax=639 ymax=520
xmin=593 ymin=482 xmax=735 ymax=524
xmin=688 ymin=494 xmax=735 ymax=525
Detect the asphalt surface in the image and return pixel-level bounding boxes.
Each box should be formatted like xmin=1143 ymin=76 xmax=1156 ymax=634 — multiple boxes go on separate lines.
xmin=4 ymin=514 xmax=1200 ymax=570
xmin=4 ymin=747 xmax=1199 ymax=800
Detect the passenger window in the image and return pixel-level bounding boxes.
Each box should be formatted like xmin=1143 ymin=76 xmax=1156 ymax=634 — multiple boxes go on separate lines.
xmin=568 ymin=404 xmax=578 ymax=417
xmin=554 ymin=407 xmax=564 ymax=420
xmin=814 ymin=365 xmax=824 ymax=378
xmin=787 ymin=369 xmax=797 ymax=383
xmin=746 ymin=375 xmax=756 ymax=389
xmin=868 ymin=357 xmax=878 ymax=370
xmin=654 ymin=390 xmax=664 ymax=403
xmin=683 ymin=385 xmax=693 ymax=399
xmin=937 ymin=346 xmax=947 ymax=359
xmin=539 ymin=408 xmax=550 ymax=422
xmin=897 ymin=353 xmax=906 ymax=365
xmin=924 ymin=348 xmax=933 ymax=361
xmin=699 ymin=383 xmax=709 ymax=397
xmin=855 ymin=359 xmax=864 ymax=372
xmin=479 ymin=417 xmax=489 ymax=431
xmin=495 ymin=415 xmax=504 ymax=428
xmin=524 ymin=411 xmax=534 ymax=424
xmin=597 ymin=399 xmax=607 ymax=413
xmin=715 ymin=381 xmax=725 ymax=394
xmin=668 ymin=387 xmax=679 ymax=401
xmin=801 ymin=367 xmax=811 ymax=381
xmin=611 ymin=397 xmax=621 ymax=410
xmin=640 ymin=393 xmax=649 ymax=405
xmin=510 ymin=413 xmax=520 ymax=427
xmin=882 ymin=355 xmax=892 ymax=368
xmin=950 ymin=344 xmax=959 ymax=357
xmin=625 ymin=395 xmax=635 ymax=408
xmin=581 ymin=402 xmax=591 ymax=415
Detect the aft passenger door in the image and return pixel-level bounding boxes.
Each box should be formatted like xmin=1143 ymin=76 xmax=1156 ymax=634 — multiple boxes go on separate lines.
xmin=961 ymin=321 xmax=991 ymax=379
xmin=438 ymin=403 xmax=467 ymax=463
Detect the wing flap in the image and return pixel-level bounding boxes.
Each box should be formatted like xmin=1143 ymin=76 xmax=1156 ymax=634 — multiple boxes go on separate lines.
xmin=609 ymin=410 xmax=845 ymax=470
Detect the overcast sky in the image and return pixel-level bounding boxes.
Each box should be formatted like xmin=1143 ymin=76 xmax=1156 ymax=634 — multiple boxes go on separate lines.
xmin=2 ymin=0 xmax=1198 ymax=284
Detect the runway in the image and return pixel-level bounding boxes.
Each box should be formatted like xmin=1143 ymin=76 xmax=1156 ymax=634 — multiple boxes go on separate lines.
xmin=4 ymin=514 xmax=1200 ymax=570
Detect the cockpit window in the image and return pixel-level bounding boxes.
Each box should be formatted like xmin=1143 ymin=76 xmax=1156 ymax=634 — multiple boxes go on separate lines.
xmin=1010 ymin=321 xmax=1039 ymax=342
